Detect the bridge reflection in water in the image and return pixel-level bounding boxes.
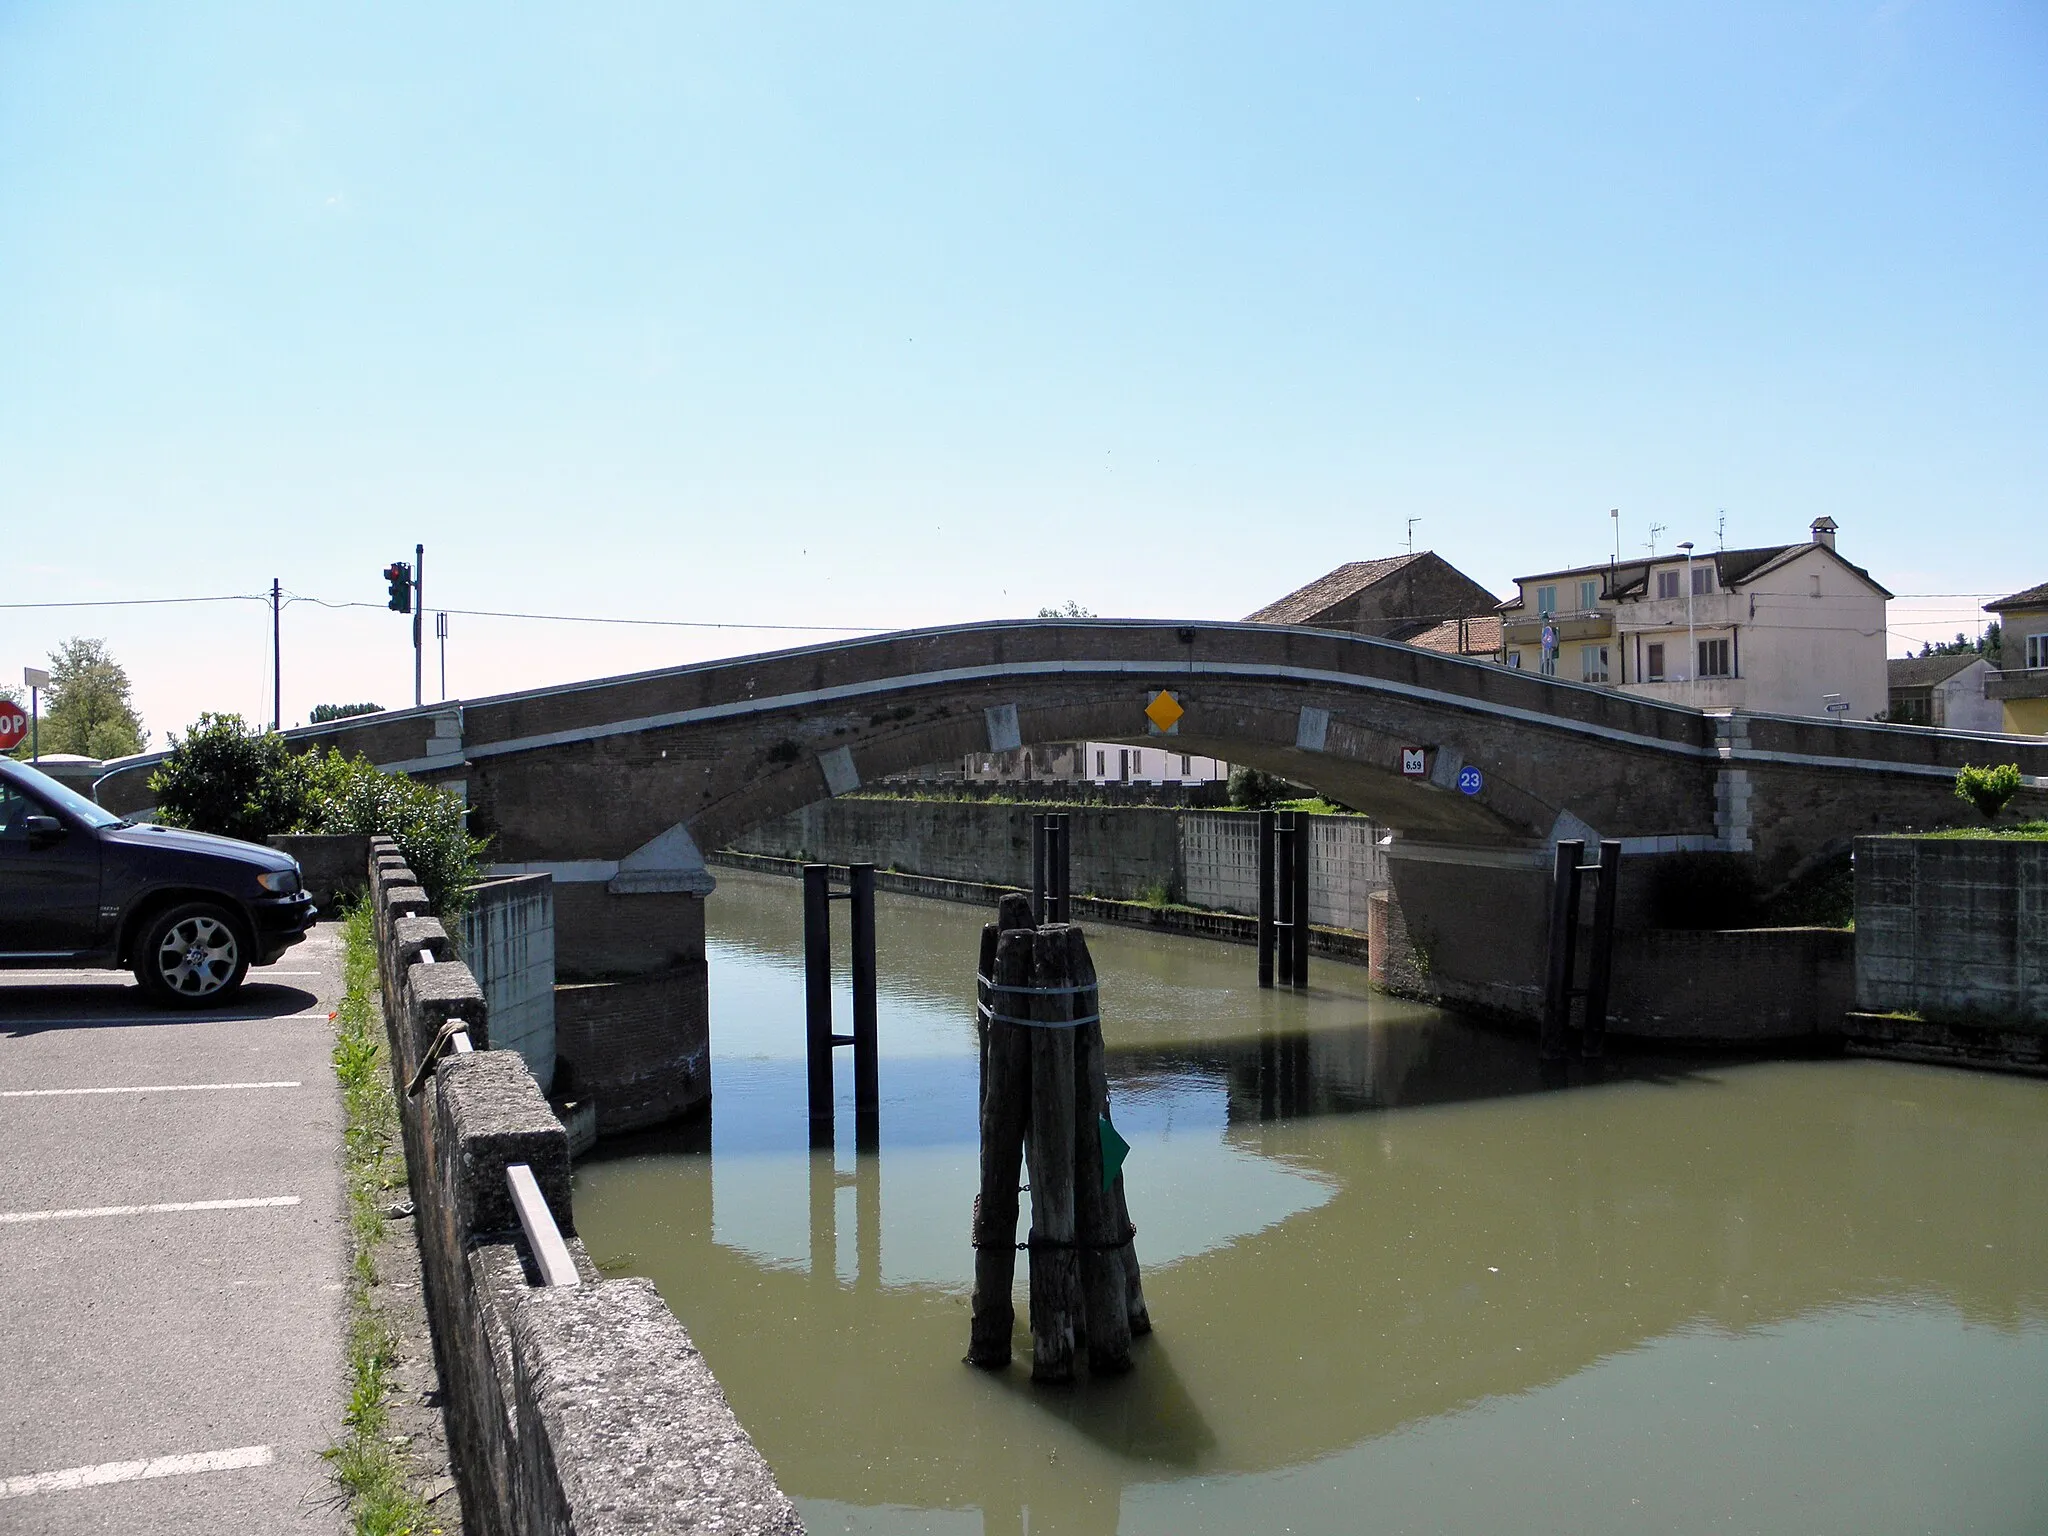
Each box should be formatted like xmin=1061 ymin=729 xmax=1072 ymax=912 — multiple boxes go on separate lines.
xmin=573 ymin=870 xmax=2048 ymax=1536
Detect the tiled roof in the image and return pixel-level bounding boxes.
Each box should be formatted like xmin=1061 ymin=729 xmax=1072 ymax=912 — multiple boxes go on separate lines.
xmin=1406 ymin=615 xmax=1502 ymax=656
xmin=1243 ymin=555 xmax=1424 ymax=624
xmin=1887 ymin=654 xmax=1985 ymax=690
xmin=1987 ymin=582 xmax=2048 ymax=612
xmin=1502 ymin=542 xmax=1893 ymax=606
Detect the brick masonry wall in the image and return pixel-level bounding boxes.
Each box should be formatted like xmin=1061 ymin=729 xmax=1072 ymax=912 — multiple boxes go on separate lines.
xmin=366 ymin=838 xmax=800 ymax=1536
xmin=554 ymin=966 xmax=710 ymax=1134
xmin=1855 ymin=836 xmax=2048 ymax=1026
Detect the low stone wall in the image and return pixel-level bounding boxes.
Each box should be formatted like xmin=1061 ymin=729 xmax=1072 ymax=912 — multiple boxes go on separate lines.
xmin=1855 ymin=835 xmax=2048 ymax=1026
xmin=366 ymin=837 xmax=801 ymax=1536
xmin=268 ymin=832 xmax=372 ymax=914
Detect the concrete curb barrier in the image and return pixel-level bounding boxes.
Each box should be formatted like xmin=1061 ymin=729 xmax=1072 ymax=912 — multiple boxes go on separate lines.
xmin=366 ymin=835 xmax=803 ymax=1536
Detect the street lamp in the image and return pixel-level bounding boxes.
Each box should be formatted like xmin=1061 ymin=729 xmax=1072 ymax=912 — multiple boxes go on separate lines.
xmin=1677 ymin=541 xmax=1696 ymax=683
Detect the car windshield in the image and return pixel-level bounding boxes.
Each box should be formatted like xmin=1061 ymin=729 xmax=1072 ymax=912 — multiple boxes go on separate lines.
xmin=0 ymin=759 xmax=125 ymax=829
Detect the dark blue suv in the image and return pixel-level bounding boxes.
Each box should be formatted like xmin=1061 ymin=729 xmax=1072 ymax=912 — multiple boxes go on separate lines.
xmin=0 ymin=757 xmax=318 ymax=1006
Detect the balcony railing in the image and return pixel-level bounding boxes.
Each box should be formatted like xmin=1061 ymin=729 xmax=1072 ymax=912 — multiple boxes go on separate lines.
xmin=1986 ymin=668 xmax=2048 ymax=702
xmin=1502 ymin=609 xmax=1613 ymax=646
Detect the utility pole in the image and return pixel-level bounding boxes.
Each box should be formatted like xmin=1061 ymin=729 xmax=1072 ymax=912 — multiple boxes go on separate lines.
xmin=271 ymin=577 xmax=282 ymax=731
xmin=413 ymin=542 xmax=424 ymax=710
xmin=437 ymin=611 xmax=449 ymax=701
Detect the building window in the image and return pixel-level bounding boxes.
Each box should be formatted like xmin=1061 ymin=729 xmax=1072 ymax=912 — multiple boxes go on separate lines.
xmin=1698 ymin=638 xmax=1732 ymax=678
xmin=1810 ymin=574 xmax=1822 ymax=598
xmin=1657 ymin=571 xmax=1680 ymax=600
xmin=1692 ymin=565 xmax=1716 ymax=595
xmin=1535 ymin=585 xmax=1557 ymax=615
xmin=2028 ymin=633 xmax=2048 ymax=670
xmin=1096 ymin=750 xmax=1104 ymax=776
xmin=1580 ymin=645 xmax=1609 ymax=683
xmin=1646 ymin=642 xmax=1665 ymax=681
xmin=1180 ymin=754 xmax=1191 ymax=775
xmin=1578 ymin=580 xmax=1599 ymax=611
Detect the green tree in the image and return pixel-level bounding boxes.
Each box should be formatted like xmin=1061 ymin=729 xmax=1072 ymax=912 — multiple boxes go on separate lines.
xmin=1955 ymin=763 xmax=2022 ymax=822
xmin=1037 ymin=601 xmax=1095 ymax=618
xmin=308 ymin=702 xmax=385 ymax=724
xmin=149 ymin=714 xmax=318 ymax=844
xmin=41 ymin=637 xmax=146 ymax=758
xmin=307 ymin=751 xmax=485 ymax=910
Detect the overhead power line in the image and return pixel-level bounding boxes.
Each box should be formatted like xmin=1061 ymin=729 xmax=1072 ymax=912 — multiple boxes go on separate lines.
xmin=0 ymin=593 xmax=267 ymax=610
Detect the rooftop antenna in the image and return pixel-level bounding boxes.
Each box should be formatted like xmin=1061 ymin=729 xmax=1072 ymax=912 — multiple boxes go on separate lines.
xmin=1716 ymin=511 xmax=1726 ymax=552
xmin=1646 ymin=521 xmax=1667 ymax=557
xmin=1609 ymin=508 xmax=1620 ymax=584
xmin=1405 ymin=516 xmax=1421 ymax=555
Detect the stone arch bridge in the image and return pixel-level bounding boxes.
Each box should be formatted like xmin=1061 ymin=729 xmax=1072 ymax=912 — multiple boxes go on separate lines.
xmin=96 ymin=621 xmax=2048 ymax=1119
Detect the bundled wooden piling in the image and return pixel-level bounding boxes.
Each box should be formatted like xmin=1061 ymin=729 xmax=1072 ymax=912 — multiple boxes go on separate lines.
xmin=967 ymin=902 xmax=1146 ymax=1381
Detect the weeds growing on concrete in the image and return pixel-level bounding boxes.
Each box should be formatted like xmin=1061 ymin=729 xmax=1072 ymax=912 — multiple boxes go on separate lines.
xmin=326 ymin=902 xmax=439 ymax=1536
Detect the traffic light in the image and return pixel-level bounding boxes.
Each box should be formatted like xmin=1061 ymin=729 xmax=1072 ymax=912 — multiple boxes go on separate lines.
xmin=383 ymin=561 xmax=413 ymax=614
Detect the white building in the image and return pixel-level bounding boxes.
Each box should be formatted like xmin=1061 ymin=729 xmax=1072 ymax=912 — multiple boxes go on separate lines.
xmin=1500 ymin=518 xmax=1892 ymax=719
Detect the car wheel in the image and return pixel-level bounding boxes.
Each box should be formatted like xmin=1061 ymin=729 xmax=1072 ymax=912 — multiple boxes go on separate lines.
xmin=135 ymin=902 xmax=251 ymax=1007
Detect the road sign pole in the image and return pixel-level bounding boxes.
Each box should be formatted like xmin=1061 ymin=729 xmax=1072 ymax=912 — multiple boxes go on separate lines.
xmin=413 ymin=543 xmax=424 ymax=710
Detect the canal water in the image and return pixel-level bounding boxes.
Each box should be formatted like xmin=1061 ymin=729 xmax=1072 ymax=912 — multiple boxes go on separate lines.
xmin=573 ymin=869 xmax=2048 ymax=1536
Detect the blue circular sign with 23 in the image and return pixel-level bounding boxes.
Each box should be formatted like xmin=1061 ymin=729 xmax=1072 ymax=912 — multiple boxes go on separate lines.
xmin=1457 ymin=765 xmax=1484 ymax=796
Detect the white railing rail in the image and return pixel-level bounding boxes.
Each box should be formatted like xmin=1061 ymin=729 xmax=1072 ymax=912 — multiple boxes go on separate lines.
xmin=506 ymin=1163 xmax=579 ymax=1287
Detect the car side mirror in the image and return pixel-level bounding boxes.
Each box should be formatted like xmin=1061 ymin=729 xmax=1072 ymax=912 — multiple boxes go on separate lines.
xmin=23 ymin=815 xmax=65 ymax=848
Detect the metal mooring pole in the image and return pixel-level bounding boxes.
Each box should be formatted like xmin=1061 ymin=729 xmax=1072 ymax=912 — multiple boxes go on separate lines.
xmin=1291 ymin=814 xmax=1311 ymax=991
xmin=803 ymin=864 xmax=834 ymax=1142
xmin=1541 ymin=841 xmax=1586 ymax=1061
xmin=1581 ymin=840 xmax=1622 ymax=1058
xmin=1257 ymin=809 xmax=1276 ymax=988
xmin=850 ymin=861 xmax=879 ymax=1139
xmin=1048 ymin=814 xmax=1070 ymax=922
xmin=1275 ymin=812 xmax=1296 ymax=988
xmin=1031 ymin=814 xmax=1048 ymax=923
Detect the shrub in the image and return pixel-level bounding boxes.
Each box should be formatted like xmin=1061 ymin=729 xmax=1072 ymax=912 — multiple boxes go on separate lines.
xmin=150 ymin=714 xmax=318 ymax=843
xmin=308 ymin=752 xmax=486 ymax=911
xmin=1955 ymin=762 xmax=2022 ymax=822
xmin=1228 ymin=766 xmax=1288 ymax=809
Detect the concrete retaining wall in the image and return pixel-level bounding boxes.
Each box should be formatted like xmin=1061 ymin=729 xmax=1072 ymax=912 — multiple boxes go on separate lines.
xmin=459 ymin=875 xmax=558 ymax=1092
xmin=367 ymin=837 xmax=800 ymax=1536
xmin=1855 ymin=835 xmax=2048 ymax=1026
xmin=732 ymin=799 xmax=1387 ymax=926
xmin=268 ymin=832 xmax=372 ymax=914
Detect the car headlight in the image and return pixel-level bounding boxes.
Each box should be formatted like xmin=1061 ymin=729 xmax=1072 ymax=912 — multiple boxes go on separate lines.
xmin=257 ymin=869 xmax=302 ymax=895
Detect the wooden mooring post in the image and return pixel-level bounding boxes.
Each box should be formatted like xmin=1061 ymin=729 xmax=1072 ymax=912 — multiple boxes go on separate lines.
xmin=968 ymin=898 xmax=1145 ymax=1381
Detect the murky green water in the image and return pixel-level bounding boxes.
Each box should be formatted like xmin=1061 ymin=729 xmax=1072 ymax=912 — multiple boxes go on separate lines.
xmin=574 ymin=869 xmax=2048 ymax=1536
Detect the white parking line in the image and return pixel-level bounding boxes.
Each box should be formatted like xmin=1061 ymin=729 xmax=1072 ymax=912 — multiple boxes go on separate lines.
xmin=0 ymin=1014 xmax=324 ymax=1028
xmin=0 ymin=1081 xmax=301 ymax=1098
xmin=0 ymin=1445 xmax=274 ymax=1499
xmin=0 ymin=1196 xmax=300 ymax=1225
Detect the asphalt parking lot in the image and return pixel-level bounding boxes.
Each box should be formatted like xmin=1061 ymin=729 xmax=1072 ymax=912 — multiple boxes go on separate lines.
xmin=0 ymin=927 xmax=349 ymax=1534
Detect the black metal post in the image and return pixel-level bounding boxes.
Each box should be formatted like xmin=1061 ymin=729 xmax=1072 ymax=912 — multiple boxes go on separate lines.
xmin=803 ymin=863 xmax=834 ymax=1143
xmin=1291 ymin=813 xmax=1311 ymax=991
xmin=1257 ymin=810 xmax=1276 ymax=988
xmin=1031 ymin=814 xmax=1048 ymax=923
xmin=1048 ymin=814 xmax=1070 ymax=922
xmin=1541 ymin=840 xmax=1585 ymax=1061
xmin=412 ymin=541 xmax=424 ymax=710
xmin=850 ymin=862 xmax=879 ymax=1142
xmin=1581 ymin=840 xmax=1622 ymax=1058
xmin=1275 ymin=813 xmax=1295 ymax=988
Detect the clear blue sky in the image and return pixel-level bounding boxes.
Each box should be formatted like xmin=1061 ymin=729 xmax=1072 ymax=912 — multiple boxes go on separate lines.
xmin=3 ymin=2 xmax=2042 ymax=742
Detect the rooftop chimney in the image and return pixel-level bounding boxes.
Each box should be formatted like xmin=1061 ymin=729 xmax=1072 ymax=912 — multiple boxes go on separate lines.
xmin=1811 ymin=516 xmax=1838 ymax=550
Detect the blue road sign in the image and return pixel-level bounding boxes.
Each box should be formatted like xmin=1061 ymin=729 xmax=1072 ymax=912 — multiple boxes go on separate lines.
xmin=1457 ymin=765 xmax=1484 ymax=796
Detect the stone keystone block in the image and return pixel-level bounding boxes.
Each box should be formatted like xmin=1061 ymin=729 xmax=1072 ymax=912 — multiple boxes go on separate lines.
xmin=407 ymin=957 xmax=491 ymax=1050
xmin=392 ymin=915 xmax=455 ymax=970
xmin=434 ymin=1052 xmax=572 ymax=1240
xmin=383 ymin=883 xmax=432 ymax=924
xmin=510 ymin=1278 xmax=804 ymax=1536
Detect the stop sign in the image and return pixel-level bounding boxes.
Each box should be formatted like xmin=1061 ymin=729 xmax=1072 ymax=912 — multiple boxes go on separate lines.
xmin=0 ymin=701 xmax=27 ymax=752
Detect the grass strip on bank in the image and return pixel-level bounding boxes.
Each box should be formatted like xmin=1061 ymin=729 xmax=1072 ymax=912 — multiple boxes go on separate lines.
xmin=326 ymin=901 xmax=439 ymax=1536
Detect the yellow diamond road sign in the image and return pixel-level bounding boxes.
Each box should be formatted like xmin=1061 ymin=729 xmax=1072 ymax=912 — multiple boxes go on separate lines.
xmin=1145 ymin=690 xmax=1184 ymax=733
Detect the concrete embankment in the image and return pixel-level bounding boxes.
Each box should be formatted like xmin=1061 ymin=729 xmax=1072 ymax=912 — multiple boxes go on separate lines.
xmin=367 ymin=838 xmax=801 ymax=1535
xmin=1844 ymin=835 xmax=2048 ymax=1074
